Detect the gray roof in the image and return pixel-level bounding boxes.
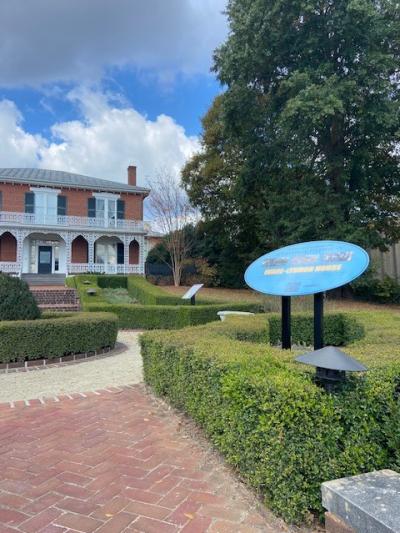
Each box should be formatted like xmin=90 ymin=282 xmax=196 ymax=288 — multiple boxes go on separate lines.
xmin=0 ymin=168 xmax=150 ymax=195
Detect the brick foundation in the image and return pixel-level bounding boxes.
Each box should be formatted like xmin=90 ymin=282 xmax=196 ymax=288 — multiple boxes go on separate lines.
xmin=30 ymin=287 xmax=80 ymax=311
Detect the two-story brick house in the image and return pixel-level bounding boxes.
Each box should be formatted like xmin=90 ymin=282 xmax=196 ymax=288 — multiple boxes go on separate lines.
xmin=0 ymin=166 xmax=151 ymax=279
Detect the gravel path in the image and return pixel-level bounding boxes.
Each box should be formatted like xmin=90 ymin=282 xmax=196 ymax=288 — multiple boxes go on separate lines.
xmin=0 ymin=331 xmax=143 ymax=403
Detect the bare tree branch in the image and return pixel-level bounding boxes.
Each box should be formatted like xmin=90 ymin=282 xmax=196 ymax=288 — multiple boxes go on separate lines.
xmin=147 ymin=170 xmax=195 ymax=286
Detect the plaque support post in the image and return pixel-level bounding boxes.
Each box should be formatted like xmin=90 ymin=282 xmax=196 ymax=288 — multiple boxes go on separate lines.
xmin=281 ymin=296 xmax=291 ymax=350
xmin=191 ymin=295 xmax=196 ymax=306
xmin=314 ymin=292 xmax=324 ymax=350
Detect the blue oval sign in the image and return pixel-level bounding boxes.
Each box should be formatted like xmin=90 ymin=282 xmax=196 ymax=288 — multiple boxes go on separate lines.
xmin=244 ymin=240 xmax=369 ymax=296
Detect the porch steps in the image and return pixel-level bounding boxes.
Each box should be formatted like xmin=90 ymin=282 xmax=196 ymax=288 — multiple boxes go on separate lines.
xmin=30 ymin=287 xmax=81 ymax=312
xmin=21 ymin=274 xmax=66 ymax=287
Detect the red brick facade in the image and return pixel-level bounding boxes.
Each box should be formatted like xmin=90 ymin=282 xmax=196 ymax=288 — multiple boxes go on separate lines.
xmin=0 ymin=183 xmax=30 ymax=212
xmin=129 ymin=240 xmax=139 ymax=264
xmin=0 ymin=231 xmax=17 ymax=261
xmin=71 ymin=236 xmax=88 ymax=263
xmin=0 ymin=182 xmax=145 ymax=219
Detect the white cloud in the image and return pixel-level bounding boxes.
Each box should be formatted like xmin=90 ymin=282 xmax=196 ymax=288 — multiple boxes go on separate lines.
xmin=0 ymin=89 xmax=200 ymax=186
xmin=0 ymin=100 xmax=47 ymax=166
xmin=0 ymin=0 xmax=227 ymax=87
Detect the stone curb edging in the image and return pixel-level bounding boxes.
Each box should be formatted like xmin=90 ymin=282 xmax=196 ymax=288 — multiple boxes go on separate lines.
xmin=0 ymin=383 xmax=138 ymax=410
xmin=0 ymin=342 xmax=127 ymax=374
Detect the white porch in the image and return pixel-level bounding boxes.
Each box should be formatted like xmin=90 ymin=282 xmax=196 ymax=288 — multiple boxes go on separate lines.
xmin=0 ymin=229 xmax=147 ymax=276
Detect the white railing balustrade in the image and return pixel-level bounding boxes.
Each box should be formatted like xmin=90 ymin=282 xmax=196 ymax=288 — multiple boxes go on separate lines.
xmin=0 ymin=262 xmax=19 ymax=273
xmin=68 ymin=263 xmax=143 ymax=274
xmin=0 ymin=211 xmax=147 ymax=232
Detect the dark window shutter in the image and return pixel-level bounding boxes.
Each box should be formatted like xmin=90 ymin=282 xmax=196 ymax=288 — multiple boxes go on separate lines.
xmin=57 ymin=195 xmax=67 ymax=216
xmin=117 ymin=242 xmax=124 ymax=264
xmin=117 ymin=199 xmax=125 ymax=220
xmin=0 ymin=191 xmax=2 ymax=211
xmin=88 ymin=197 xmax=96 ymax=218
xmin=25 ymin=192 xmax=35 ymax=213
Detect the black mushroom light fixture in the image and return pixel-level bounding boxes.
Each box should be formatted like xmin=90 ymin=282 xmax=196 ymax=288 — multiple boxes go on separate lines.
xmin=295 ymin=346 xmax=367 ymax=391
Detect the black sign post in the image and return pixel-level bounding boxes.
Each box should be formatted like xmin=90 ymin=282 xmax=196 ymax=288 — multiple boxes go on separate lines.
xmin=313 ymin=292 xmax=324 ymax=350
xmin=281 ymin=296 xmax=291 ymax=350
xmin=191 ymin=295 xmax=196 ymax=306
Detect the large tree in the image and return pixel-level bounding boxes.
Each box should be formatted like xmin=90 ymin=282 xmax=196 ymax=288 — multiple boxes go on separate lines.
xmin=183 ymin=0 xmax=400 ymax=280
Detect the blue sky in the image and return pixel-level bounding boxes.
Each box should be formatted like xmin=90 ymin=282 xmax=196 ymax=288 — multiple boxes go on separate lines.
xmin=0 ymin=71 xmax=221 ymax=139
xmin=0 ymin=0 xmax=227 ymax=185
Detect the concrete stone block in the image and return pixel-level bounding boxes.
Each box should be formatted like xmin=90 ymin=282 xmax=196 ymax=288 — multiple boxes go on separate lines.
xmin=322 ymin=469 xmax=400 ymax=533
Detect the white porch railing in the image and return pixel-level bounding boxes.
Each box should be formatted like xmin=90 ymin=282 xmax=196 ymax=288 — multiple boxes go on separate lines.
xmin=0 ymin=211 xmax=149 ymax=233
xmin=68 ymin=263 xmax=143 ymax=274
xmin=0 ymin=261 xmax=19 ymax=273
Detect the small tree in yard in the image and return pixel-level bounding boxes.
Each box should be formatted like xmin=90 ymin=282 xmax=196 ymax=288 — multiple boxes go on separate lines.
xmin=0 ymin=273 xmax=41 ymax=321
xmin=147 ymin=171 xmax=195 ymax=286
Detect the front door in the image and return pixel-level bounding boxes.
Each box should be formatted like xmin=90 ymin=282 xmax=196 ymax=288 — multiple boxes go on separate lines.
xmin=38 ymin=246 xmax=52 ymax=274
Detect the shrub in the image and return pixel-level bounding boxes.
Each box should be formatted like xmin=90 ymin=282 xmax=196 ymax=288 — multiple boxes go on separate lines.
xmin=182 ymin=258 xmax=218 ymax=287
xmin=141 ymin=318 xmax=400 ymax=524
xmin=0 ymin=273 xmax=40 ymax=321
xmin=268 ymin=313 xmax=364 ymax=346
xmin=0 ymin=312 xmax=118 ymax=363
xmin=352 ymin=273 xmax=400 ymax=304
xmin=97 ymin=275 xmax=128 ymax=289
xmin=86 ymin=302 xmax=259 ymax=329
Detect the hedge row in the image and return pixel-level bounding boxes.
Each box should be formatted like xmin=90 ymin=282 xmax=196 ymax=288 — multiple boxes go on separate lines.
xmin=68 ymin=274 xmax=260 ymax=329
xmin=86 ymin=302 xmax=258 ymax=329
xmin=97 ymin=275 xmax=128 ymax=289
xmin=268 ymin=313 xmax=365 ymax=346
xmin=141 ymin=318 xmax=400 ymax=524
xmin=127 ymin=276 xmax=197 ymax=305
xmin=0 ymin=312 xmax=118 ymax=363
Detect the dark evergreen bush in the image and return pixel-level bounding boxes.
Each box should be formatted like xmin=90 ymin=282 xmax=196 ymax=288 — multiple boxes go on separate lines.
xmin=0 ymin=274 xmax=41 ymax=321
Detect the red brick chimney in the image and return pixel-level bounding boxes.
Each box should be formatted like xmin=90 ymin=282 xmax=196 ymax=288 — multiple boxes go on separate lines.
xmin=127 ymin=165 xmax=137 ymax=186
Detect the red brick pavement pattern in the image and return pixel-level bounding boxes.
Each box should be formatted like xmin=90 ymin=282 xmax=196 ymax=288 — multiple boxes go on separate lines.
xmin=0 ymin=385 xmax=289 ymax=533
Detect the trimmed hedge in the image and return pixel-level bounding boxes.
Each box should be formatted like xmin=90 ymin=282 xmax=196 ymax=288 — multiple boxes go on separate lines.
xmin=0 ymin=312 xmax=118 ymax=363
xmin=97 ymin=275 xmax=128 ymax=289
xmin=127 ymin=276 xmax=191 ymax=305
xmin=86 ymin=302 xmax=259 ymax=329
xmin=268 ymin=313 xmax=365 ymax=346
xmin=141 ymin=318 xmax=400 ymax=524
xmin=68 ymin=274 xmax=261 ymax=329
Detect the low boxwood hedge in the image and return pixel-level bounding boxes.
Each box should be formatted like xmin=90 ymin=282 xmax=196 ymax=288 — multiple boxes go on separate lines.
xmin=0 ymin=312 xmax=118 ymax=363
xmin=68 ymin=274 xmax=261 ymax=329
xmin=140 ymin=317 xmax=400 ymax=524
xmin=127 ymin=275 xmax=184 ymax=305
xmin=86 ymin=302 xmax=259 ymax=329
xmin=268 ymin=313 xmax=365 ymax=346
xmin=97 ymin=275 xmax=128 ymax=289
xmin=126 ymin=276 xmax=219 ymax=305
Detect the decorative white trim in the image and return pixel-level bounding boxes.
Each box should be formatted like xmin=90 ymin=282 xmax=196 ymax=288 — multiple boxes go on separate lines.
xmin=93 ymin=192 xmax=121 ymax=200
xmin=30 ymin=187 xmax=61 ymax=194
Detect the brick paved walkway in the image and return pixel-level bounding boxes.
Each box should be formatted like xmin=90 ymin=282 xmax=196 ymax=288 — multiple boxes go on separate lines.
xmin=0 ymin=385 xmax=292 ymax=533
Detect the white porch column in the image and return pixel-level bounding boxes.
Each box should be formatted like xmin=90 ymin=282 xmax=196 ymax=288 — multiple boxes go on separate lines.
xmin=16 ymin=229 xmax=28 ymax=274
xmin=88 ymin=234 xmax=96 ymax=269
xmin=138 ymin=235 xmax=146 ymax=275
xmin=61 ymin=232 xmax=72 ymax=274
xmin=123 ymin=235 xmax=130 ymax=274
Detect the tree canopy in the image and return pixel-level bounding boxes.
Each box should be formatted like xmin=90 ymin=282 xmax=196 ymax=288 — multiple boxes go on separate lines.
xmin=182 ymin=0 xmax=400 ymax=285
